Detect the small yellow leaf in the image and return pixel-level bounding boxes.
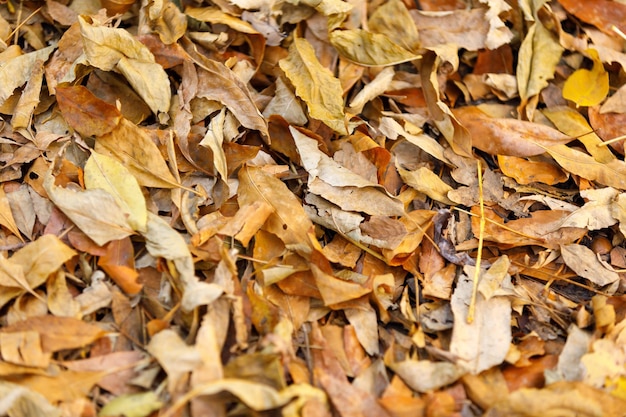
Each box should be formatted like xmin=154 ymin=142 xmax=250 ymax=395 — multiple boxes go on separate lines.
xmin=563 ymin=49 xmax=609 ymax=107
xmin=279 ymin=38 xmax=347 ymax=135
xmin=84 ymin=151 xmax=147 ymax=232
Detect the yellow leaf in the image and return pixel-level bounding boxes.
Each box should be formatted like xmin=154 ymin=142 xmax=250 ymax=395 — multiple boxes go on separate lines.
xmin=0 ymin=185 xmax=22 ymax=241
xmin=330 ymin=30 xmax=421 ymax=67
xmin=279 ymin=38 xmax=347 ymax=135
xmin=84 ymin=151 xmax=147 ymax=232
xmin=10 ymin=234 xmax=77 ymax=290
xmin=368 ymin=0 xmax=420 ymax=52
xmin=516 ymin=21 xmax=563 ymax=105
xmin=95 ymin=118 xmax=179 ymax=189
xmin=545 ymin=144 xmax=626 ymax=189
xmin=563 ymin=48 xmax=609 ymax=107
xmin=396 ymin=164 xmax=454 ymax=204
xmin=542 ymin=106 xmax=615 ymax=163
xmin=44 ymin=167 xmax=135 ymax=246
xmin=238 ymin=165 xmax=314 ymax=247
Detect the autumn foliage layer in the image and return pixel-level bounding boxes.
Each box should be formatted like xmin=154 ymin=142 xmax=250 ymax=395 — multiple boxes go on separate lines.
xmin=2 ymin=0 xmax=626 ymax=416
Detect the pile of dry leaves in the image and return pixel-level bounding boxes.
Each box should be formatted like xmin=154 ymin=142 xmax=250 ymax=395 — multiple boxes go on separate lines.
xmin=2 ymin=0 xmax=626 ymax=416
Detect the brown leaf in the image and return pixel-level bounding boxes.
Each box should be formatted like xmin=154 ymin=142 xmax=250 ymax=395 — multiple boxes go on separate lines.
xmin=454 ymin=106 xmax=573 ymax=157
xmin=56 ymin=85 xmax=122 ymax=137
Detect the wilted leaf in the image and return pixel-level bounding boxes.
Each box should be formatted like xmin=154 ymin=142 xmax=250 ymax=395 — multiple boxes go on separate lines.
xmin=194 ymin=55 xmax=269 ymax=138
xmin=368 ymin=0 xmax=420 ymax=52
xmin=292 ymin=127 xmax=404 ymax=216
xmin=454 ymin=106 xmax=572 ymax=157
xmin=0 ymin=381 xmax=61 ymax=417
xmin=563 ymin=49 xmax=609 ymax=107
xmin=78 ymin=16 xmax=170 ymax=114
xmin=143 ymin=212 xmax=223 ymax=311
xmin=98 ymin=238 xmax=142 ymax=295
xmin=396 ymin=164 xmax=454 ymax=204
xmin=389 ymin=359 xmax=465 ymax=393
xmin=279 ymin=38 xmax=347 ymax=134
xmin=498 ymin=155 xmax=568 ymax=185
xmin=517 ymin=16 xmax=563 ymax=107
xmin=544 ymin=144 xmax=626 ymax=190
xmin=0 ymin=234 xmax=76 ymax=309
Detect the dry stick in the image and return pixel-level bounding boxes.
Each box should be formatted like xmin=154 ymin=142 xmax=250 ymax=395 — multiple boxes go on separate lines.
xmin=467 ymin=160 xmax=485 ymax=324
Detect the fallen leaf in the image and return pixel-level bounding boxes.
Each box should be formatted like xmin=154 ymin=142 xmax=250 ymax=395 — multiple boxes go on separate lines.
xmin=560 ymin=244 xmax=619 ymax=288
xmin=84 ymin=151 xmax=147 ymax=232
xmin=279 ymin=38 xmax=347 ymax=135
xmin=450 ymin=266 xmax=512 ymax=374
xmin=43 ymin=166 xmax=135 ymax=246
xmin=563 ymin=49 xmax=609 ymax=107
xmin=330 ymin=30 xmax=421 ymax=67
xmin=100 ymin=391 xmax=163 ymax=417
xmin=0 ymin=46 xmax=55 ymax=105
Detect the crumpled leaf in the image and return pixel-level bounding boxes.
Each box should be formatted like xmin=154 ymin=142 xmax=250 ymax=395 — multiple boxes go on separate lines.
xmin=194 ymin=55 xmax=269 ymax=138
xmin=279 ymin=38 xmax=347 ymax=135
xmin=84 ymin=151 xmax=147 ymax=232
xmin=238 ymin=164 xmax=314 ymax=248
xmin=559 ymin=187 xmax=619 ymax=230
xmin=563 ymin=49 xmax=609 ymax=107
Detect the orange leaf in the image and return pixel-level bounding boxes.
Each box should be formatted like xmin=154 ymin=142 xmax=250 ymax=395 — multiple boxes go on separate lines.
xmin=98 ymin=237 xmax=142 ymax=295
xmin=56 ymin=85 xmax=122 ymax=137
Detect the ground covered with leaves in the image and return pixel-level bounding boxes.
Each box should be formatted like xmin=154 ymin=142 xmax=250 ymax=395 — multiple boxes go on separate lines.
xmin=4 ymin=0 xmax=626 ymax=416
